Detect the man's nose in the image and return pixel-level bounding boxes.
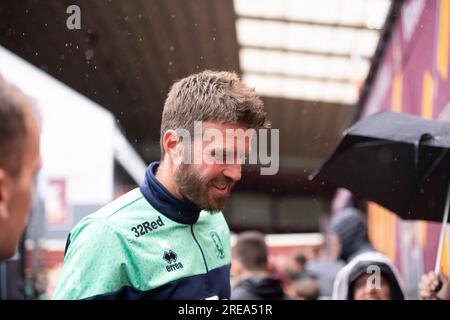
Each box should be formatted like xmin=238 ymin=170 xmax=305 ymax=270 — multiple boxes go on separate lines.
xmin=365 ymin=285 xmax=377 ymax=294
xmin=223 ymin=164 xmax=242 ymax=182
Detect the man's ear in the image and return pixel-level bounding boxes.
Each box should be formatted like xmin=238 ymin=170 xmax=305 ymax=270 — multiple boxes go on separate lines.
xmin=162 ymin=130 xmax=179 ymax=153
xmin=0 ymin=169 xmax=9 ymax=219
xmin=162 ymin=130 xmax=184 ymax=165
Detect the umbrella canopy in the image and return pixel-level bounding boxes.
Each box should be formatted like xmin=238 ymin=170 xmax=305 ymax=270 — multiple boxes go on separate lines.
xmin=312 ymin=111 xmax=450 ymax=222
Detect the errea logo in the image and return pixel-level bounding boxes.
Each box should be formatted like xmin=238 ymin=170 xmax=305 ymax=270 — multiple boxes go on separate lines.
xmin=163 ymin=249 xmax=184 ymax=272
xmin=163 ymin=250 xmax=177 ymax=264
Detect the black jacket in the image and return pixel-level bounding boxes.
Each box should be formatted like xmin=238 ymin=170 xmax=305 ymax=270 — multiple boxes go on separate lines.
xmin=231 ymin=276 xmax=289 ymax=300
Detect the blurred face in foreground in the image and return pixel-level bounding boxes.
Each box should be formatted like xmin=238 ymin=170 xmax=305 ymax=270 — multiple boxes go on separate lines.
xmin=0 ymin=113 xmax=41 ymax=260
xmin=353 ymin=273 xmax=392 ymax=300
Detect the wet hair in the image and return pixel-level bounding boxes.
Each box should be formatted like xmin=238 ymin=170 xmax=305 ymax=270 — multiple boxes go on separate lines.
xmin=160 ymin=70 xmax=270 ymax=156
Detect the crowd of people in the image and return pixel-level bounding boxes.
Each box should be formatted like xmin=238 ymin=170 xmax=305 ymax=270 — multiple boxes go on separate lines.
xmin=231 ymin=207 xmax=449 ymax=300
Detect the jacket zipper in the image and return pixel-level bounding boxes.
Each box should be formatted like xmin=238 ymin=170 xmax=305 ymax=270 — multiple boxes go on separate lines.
xmin=191 ymin=224 xmax=209 ymax=273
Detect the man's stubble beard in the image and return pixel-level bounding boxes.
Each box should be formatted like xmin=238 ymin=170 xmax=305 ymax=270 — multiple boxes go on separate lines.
xmin=175 ymin=163 xmax=233 ymax=212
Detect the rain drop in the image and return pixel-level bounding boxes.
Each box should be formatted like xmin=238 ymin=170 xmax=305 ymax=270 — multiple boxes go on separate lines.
xmin=85 ymin=49 xmax=95 ymax=60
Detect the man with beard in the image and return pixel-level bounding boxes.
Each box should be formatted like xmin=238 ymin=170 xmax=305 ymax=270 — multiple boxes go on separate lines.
xmin=53 ymin=70 xmax=270 ymax=300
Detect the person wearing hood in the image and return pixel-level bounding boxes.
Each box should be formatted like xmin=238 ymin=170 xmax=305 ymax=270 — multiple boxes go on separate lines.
xmin=333 ymin=252 xmax=406 ymax=300
xmin=231 ymin=231 xmax=290 ymax=300
xmin=329 ymin=207 xmax=407 ymax=300
xmin=328 ymin=207 xmax=374 ymax=263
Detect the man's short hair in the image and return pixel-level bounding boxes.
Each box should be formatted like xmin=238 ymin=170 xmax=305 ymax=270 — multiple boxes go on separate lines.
xmin=160 ymin=70 xmax=270 ymax=156
xmin=233 ymin=231 xmax=268 ymax=272
xmin=0 ymin=76 xmax=36 ymax=176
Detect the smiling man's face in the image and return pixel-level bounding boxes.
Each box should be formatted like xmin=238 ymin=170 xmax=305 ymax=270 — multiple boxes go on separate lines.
xmin=175 ymin=122 xmax=252 ymax=211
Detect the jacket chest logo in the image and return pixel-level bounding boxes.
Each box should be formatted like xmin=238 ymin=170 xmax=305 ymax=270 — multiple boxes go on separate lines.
xmin=163 ymin=249 xmax=184 ymax=272
xmin=131 ymin=216 xmax=165 ymax=238
xmin=210 ymin=231 xmax=225 ymax=259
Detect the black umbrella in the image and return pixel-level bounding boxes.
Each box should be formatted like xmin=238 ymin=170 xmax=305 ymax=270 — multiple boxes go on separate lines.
xmin=312 ymin=110 xmax=450 ymax=274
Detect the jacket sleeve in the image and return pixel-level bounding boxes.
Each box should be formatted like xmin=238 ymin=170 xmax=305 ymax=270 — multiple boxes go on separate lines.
xmin=52 ymin=219 xmax=129 ymax=300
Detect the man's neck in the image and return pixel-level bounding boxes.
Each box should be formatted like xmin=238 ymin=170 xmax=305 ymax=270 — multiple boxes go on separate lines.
xmin=154 ymin=160 xmax=183 ymax=200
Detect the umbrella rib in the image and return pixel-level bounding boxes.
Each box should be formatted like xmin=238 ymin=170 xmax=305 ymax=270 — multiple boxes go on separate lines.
xmin=435 ymin=178 xmax=450 ymax=274
xmin=422 ymin=148 xmax=449 ymax=181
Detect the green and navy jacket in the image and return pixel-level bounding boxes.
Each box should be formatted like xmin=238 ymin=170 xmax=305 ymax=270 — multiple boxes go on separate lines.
xmin=52 ymin=162 xmax=231 ymax=300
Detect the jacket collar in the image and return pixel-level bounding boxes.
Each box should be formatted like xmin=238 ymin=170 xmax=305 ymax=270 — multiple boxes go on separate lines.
xmin=139 ymin=162 xmax=201 ymax=224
